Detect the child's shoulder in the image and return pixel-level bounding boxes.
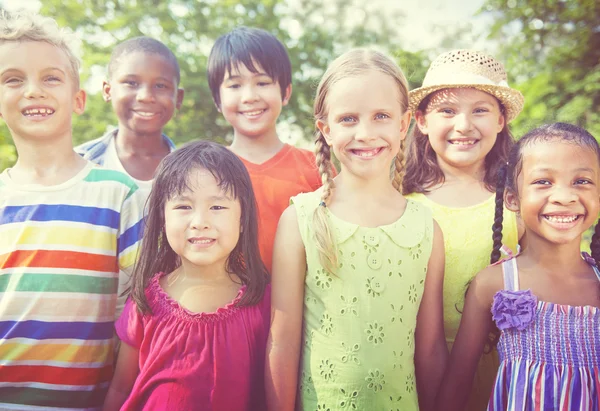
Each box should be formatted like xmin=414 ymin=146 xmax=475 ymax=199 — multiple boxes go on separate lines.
xmin=470 ymin=260 xmax=507 ymax=303
xmin=74 ymin=130 xmax=115 ymax=162
xmin=289 ymin=188 xmax=322 ymax=210
xmin=286 ymin=144 xmax=316 ymax=160
xmin=84 ymin=165 xmax=138 ymax=193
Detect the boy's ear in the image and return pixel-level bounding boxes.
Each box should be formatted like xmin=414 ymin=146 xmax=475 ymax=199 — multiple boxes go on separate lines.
xmin=176 ymin=88 xmax=184 ymax=110
xmin=102 ymin=80 xmax=111 ymax=102
xmin=414 ymin=110 xmax=428 ymax=134
xmin=316 ymin=118 xmax=332 ymax=146
xmin=282 ymin=84 xmax=292 ymax=106
xmin=504 ymin=189 xmax=520 ymax=213
xmin=73 ymin=89 xmax=87 ymax=115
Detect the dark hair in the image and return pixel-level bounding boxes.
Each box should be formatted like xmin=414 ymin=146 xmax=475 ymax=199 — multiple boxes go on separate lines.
xmin=207 ymin=26 xmax=292 ymax=108
xmin=108 ymin=36 xmax=180 ymax=84
xmin=402 ymin=94 xmax=514 ymax=195
xmin=490 ymin=122 xmax=600 ymax=265
xmin=131 ymin=141 xmax=269 ymax=314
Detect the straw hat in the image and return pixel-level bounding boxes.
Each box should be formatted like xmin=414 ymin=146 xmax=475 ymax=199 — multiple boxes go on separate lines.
xmin=409 ymin=49 xmax=524 ymax=122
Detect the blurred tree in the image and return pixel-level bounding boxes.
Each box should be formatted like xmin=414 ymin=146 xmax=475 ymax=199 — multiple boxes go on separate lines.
xmin=482 ymin=0 xmax=600 ymax=139
xmin=33 ymin=0 xmax=421 ymax=149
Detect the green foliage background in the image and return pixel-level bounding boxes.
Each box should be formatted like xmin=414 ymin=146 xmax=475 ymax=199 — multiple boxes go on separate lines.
xmin=0 ymin=0 xmax=598 ymax=172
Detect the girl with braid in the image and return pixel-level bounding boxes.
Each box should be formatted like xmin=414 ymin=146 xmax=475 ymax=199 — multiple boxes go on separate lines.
xmin=266 ymin=49 xmax=447 ymax=411
xmin=403 ymin=50 xmax=525 ymax=410
xmin=437 ymin=123 xmax=600 ymax=411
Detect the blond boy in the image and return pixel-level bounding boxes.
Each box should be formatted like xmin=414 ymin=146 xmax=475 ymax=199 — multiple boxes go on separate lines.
xmin=0 ymin=12 xmax=144 ymax=410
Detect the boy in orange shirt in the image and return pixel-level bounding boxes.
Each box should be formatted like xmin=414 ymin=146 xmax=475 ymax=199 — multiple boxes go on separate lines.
xmin=208 ymin=27 xmax=329 ymax=272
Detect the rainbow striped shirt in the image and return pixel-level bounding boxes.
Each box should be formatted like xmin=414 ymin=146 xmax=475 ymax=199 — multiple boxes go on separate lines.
xmin=0 ymin=163 xmax=144 ymax=410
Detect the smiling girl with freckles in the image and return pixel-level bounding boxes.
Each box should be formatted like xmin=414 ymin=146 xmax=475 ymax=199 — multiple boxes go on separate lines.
xmin=403 ymin=49 xmax=525 ymax=411
xmin=436 ymin=123 xmax=600 ymax=411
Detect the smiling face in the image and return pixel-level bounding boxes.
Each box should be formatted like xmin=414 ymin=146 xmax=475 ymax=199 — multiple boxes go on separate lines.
xmin=317 ymin=70 xmax=410 ymax=180
xmin=164 ymin=168 xmax=242 ymax=273
xmin=507 ymin=141 xmax=600 ymax=246
xmin=218 ymin=61 xmax=291 ymax=142
xmin=0 ymin=41 xmax=85 ymax=142
xmin=415 ymin=88 xmax=505 ymax=174
xmin=104 ymin=51 xmax=183 ymax=138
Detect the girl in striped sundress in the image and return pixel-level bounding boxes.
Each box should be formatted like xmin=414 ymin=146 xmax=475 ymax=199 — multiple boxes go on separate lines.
xmin=435 ymin=122 xmax=600 ymax=411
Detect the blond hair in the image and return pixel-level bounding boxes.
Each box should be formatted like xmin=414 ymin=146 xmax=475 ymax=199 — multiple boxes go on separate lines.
xmin=0 ymin=11 xmax=81 ymax=88
xmin=313 ymin=48 xmax=409 ymax=273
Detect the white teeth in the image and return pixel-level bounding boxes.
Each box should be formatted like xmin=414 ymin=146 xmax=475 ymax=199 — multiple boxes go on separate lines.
xmin=243 ymin=110 xmax=264 ymax=116
xmin=190 ymin=238 xmax=212 ymax=244
xmin=136 ymin=111 xmax=156 ymax=117
xmin=544 ymin=215 xmax=578 ymax=223
xmin=23 ymin=108 xmax=55 ymax=116
xmin=354 ymin=149 xmax=380 ymax=157
xmin=450 ymin=140 xmax=477 ymax=145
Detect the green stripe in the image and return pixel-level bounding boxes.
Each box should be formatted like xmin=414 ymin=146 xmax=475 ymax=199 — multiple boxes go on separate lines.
xmin=84 ymin=168 xmax=138 ymax=200
xmin=0 ymin=273 xmax=116 ymax=294
xmin=0 ymin=386 xmax=106 ymax=408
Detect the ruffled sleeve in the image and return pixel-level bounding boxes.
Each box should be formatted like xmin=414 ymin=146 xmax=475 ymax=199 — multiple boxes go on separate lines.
xmin=115 ymin=297 xmax=144 ymax=348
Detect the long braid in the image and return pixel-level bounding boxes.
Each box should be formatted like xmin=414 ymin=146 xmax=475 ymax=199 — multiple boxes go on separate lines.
xmin=392 ymin=139 xmax=405 ymax=193
xmin=490 ymin=164 xmax=508 ymax=264
xmin=590 ymin=223 xmax=600 ymax=268
xmin=313 ymin=132 xmax=338 ymax=273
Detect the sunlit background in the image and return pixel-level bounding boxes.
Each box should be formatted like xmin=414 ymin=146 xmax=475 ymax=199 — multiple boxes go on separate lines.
xmin=0 ymin=0 xmax=598 ymax=173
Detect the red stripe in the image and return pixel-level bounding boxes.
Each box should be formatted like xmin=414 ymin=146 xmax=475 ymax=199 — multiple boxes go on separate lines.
xmin=0 ymin=250 xmax=117 ymax=272
xmin=0 ymin=364 xmax=112 ymax=385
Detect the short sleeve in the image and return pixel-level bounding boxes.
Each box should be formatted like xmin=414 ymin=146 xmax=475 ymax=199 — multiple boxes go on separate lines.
xmin=115 ymin=298 xmax=144 ymax=348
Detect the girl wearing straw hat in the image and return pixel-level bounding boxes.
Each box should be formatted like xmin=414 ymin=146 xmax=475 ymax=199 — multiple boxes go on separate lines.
xmin=403 ymin=49 xmax=524 ymax=410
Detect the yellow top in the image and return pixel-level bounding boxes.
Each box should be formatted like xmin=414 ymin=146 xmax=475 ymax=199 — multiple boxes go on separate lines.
xmin=407 ymin=192 xmax=519 ymax=410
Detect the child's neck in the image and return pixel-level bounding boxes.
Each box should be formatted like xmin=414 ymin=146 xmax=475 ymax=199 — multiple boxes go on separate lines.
xmin=115 ymin=127 xmax=169 ymax=157
xmin=162 ymin=264 xmax=242 ymax=314
xmin=519 ymin=234 xmax=587 ymax=277
xmin=425 ymin=162 xmax=491 ymax=207
xmin=438 ymin=161 xmax=486 ymax=185
xmin=229 ymin=129 xmax=284 ymax=164
xmin=329 ymin=172 xmax=405 ymax=227
xmin=9 ymin=135 xmax=87 ymax=186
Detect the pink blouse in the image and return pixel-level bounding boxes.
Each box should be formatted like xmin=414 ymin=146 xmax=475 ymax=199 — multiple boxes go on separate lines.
xmin=115 ymin=272 xmax=271 ymax=410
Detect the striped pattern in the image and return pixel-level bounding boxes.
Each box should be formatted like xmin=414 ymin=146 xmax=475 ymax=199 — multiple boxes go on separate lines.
xmin=489 ymin=259 xmax=600 ymax=410
xmin=0 ymin=164 xmax=144 ymax=410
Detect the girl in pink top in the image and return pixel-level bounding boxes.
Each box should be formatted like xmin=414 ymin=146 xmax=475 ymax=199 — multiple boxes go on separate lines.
xmin=103 ymin=141 xmax=271 ymax=411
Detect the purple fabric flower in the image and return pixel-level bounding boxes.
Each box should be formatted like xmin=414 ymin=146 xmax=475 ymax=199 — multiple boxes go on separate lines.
xmin=491 ymin=289 xmax=538 ymax=331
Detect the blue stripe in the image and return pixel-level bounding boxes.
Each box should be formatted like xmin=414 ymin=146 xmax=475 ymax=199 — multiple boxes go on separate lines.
xmin=0 ymin=320 xmax=114 ymax=340
xmin=0 ymin=204 xmax=119 ymax=229
xmin=117 ymin=218 xmax=144 ymax=254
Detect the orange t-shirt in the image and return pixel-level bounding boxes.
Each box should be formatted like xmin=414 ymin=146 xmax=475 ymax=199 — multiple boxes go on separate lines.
xmin=238 ymin=144 xmax=329 ymax=273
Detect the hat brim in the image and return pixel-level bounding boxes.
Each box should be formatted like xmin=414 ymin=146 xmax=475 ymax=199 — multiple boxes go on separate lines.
xmin=408 ymin=84 xmax=524 ymax=123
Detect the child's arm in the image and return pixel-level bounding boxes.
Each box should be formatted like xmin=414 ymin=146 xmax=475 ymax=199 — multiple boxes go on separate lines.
xmin=414 ymin=221 xmax=447 ymax=411
xmin=433 ymin=264 xmax=501 ymax=411
xmin=265 ymin=205 xmax=307 ymax=411
xmin=102 ymin=342 xmax=139 ymax=410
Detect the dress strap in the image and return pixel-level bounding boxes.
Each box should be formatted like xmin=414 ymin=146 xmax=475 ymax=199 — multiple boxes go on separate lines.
xmin=501 ymin=258 xmax=520 ymax=291
xmin=581 ymin=252 xmax=600 ymax=282
xmin=592 ymin=265 xmax=600 ymax=282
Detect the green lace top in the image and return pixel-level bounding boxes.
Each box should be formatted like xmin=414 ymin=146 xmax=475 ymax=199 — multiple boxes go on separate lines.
xmin=292 ymin=190 xmax=434 ymax=411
